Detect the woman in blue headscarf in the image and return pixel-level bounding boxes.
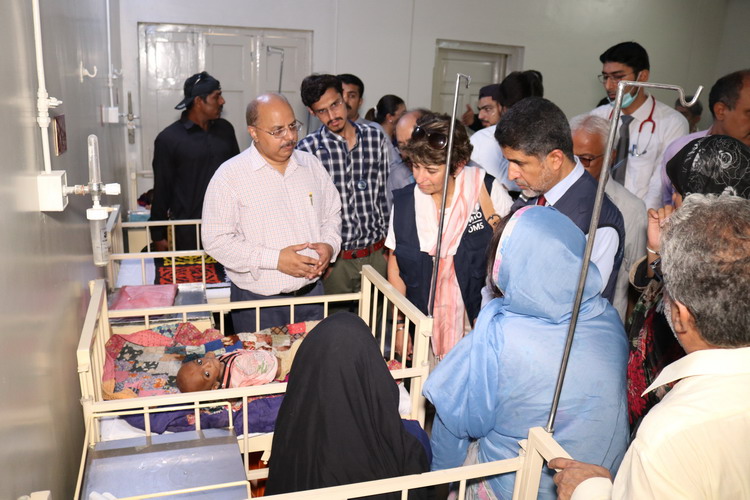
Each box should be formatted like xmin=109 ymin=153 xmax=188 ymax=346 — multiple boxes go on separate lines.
xmin=423 ymin=205 xmax=629 ymax=500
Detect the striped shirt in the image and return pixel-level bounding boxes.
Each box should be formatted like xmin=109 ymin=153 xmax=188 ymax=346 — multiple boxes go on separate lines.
xmin=202 ymin=145 xmax=342 ymax=295
xmin=297 ymin=121 xmax=389 ymax=250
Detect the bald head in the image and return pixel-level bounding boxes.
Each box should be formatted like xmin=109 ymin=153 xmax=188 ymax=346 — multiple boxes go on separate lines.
xmin=246 ymin=93 xmax=292 ymax=126
xmin=396 ymin=109 xmax=426 ymax=153
xmin=247 ymin=93 xmax=299 ymax=170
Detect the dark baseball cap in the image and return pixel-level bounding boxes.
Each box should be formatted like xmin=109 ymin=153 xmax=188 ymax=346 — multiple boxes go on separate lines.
xmin=175 ymin=72 xmax=221 ymax=110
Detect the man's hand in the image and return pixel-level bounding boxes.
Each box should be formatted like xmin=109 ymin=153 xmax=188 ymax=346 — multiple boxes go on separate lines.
xmin=548 ymin=457 xmax=612 ymax=500
xmin=308 ymin=242 xmax=334 ymax=279
xmin=277 ymin=243 xmax=318 ymax=278
xmin=646 ymin=205 xmax=674 ymax=253
xmin=152 ymin=239 xmax=169 ymax=252
xmin=460 ymin=104 xmax=475 ymax=126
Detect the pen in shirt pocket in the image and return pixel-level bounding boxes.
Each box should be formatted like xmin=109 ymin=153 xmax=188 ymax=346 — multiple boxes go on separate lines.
xmin=309 ymin=192 xmax=313 ymax=205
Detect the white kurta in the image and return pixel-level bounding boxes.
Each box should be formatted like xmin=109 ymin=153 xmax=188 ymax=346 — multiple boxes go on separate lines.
xmin=572 ymin=346 xmax=750 ymax=500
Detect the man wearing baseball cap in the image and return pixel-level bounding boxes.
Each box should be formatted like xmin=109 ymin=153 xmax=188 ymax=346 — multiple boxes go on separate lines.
xmin=150 ymin=71 xmax=240 ymax=251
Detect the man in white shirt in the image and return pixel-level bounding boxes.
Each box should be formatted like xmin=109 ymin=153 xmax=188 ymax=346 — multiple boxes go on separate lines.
xmin=202 ymin=93 xmax=342 ymax=331
xmin=471 ymin=73 xmax=544 ymax=192
xmin=500 ymin=97 xmax=624 ymax=303
xmin=550 ymin=193 xmax=750 ymax=500
xmin=589 ymin=42 xmax=688 ymax=210
xmin=570 ymin=114 xmax=647 ymax=322
xmin=468 ymin=85 xmax=502 ymax=161
xmin=469 ymin=83 xmax=518 ymax=191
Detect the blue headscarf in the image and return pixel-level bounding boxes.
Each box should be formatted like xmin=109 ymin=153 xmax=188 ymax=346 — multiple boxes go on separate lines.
xmin=424 ymin=206 xmax=628 ymax=500
xmin=490 ymin=205 xmax=604 ymax=323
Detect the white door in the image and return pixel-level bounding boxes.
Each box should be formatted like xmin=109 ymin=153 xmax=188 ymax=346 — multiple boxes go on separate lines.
xmin=204 ymin=32 xmax=255 ymax=150
xmin=431 ymin=40 xmax=524 ymax=119
xmin=134 ymin=24 xmax=312 ymax=203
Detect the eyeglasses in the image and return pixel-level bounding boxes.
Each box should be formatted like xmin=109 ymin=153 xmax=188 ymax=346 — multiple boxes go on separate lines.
xmin=411 ymin=126 xmax=448 ymax=150
xmin=578 ymin=153 xmax=604 ymax=167
xmin=313 ymin=98 xmax=344 ymax=117
xmin=253 ymin=120 xmax=303 ymax=138
xmin=597 ymin=72 xmax=636 ymax=84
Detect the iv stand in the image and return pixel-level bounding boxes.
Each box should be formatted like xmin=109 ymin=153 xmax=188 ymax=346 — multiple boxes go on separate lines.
xmin=544 ymin=81 xmax=703 ymax=433
xmin=427 ymin=73 xmax=471 ymax=318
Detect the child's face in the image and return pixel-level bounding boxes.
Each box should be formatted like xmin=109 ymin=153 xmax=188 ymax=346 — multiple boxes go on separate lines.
xmin=177 ymin=352 xmax=222 ymax=392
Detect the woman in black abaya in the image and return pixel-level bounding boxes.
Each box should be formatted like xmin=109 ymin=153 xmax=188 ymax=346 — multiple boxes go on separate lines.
xmin=265 ymin=312 xmax=429 ymax=498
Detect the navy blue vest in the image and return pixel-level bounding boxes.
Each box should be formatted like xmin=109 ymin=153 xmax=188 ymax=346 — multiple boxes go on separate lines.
xmin=392 ymin=176 xmax=495 ymax=323
xmin=511 ymin=171 xmax=625 ymax=303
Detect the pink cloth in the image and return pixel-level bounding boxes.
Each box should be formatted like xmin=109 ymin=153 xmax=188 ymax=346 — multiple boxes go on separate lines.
xmin=220 ymin=350 xmax=278 ymax=388
xmin=110 ymin=284 xmax=178 ymax=310
xmin=423 ymin=166 xmax=484 ymax=358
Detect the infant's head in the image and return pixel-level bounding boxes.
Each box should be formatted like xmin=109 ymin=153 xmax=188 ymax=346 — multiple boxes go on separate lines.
xmin=176 ymin=351 xmax=222 ymax=392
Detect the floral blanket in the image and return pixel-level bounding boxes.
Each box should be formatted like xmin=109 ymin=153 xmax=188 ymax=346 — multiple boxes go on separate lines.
xmin=102 ymin=321 xmax=317 ymax=400
xmin=101 ymin=320 xmax=319 ymax=434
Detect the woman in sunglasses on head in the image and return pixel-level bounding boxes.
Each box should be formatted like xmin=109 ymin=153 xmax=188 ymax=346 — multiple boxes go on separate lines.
xmin=385 ymin=113 xmax=513 ymax=363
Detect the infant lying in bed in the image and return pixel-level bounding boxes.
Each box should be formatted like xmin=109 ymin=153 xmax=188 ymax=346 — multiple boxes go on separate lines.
xmin=176 ymin=339 xmax=303 ymax=392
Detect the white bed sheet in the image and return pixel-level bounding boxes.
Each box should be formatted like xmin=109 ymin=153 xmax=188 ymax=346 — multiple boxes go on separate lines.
xmin=115 ymin=258 xmax=156 ymax=288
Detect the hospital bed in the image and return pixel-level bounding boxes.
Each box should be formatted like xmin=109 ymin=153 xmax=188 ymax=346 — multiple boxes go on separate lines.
xmin=75 ymin=265 xmax=442 ymax=498
xmin=75 ymin=271 xmax=571 ymax=499
xmin=76 ymin=213 xmax=571 ymax=498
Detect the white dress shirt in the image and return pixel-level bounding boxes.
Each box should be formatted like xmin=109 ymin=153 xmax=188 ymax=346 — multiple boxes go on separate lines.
xmin=469 ymin=125 xmax=519 ymax=191
xmin=544 ymin=162 xmax=619 ymax=293
xmin=603 ymin=180 xmax=647 ymax=322
xmin=202 ymin=144 xmax=342 ymax=295
xmin=590 ymin=95 xmax=688 ymax=210
xmin=572 ymin=346 xmax=750 ymax=500
xmin=385 ymin=171 xmax=512 ymax=250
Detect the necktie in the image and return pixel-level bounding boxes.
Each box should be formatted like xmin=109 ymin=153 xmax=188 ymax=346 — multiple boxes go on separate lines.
xmin=613 ymin=114 xmax=634 ymax=184
xmin=536 ymin=194 xmax=547 ymax=206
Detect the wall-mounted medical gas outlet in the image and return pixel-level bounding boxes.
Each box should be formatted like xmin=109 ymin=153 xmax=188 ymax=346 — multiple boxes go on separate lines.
xmin=37 ymin=170 xmax=69 ymax=211
xmin=101 ymin=105 xmax=120 ymax=124
xmin=37 ymin=171 xmax=120 ymax=212
xmin=37 ymin=134 xmax=121 ymax=214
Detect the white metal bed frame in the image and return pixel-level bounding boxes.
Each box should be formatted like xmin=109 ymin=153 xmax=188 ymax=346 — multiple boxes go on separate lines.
xmin=75 ymin=264 xmax=436 ymax=498
xmin=106 ymin=214 xmax=219 ymax=293
xmin=77 ymin=215 xmax=572 ymax=499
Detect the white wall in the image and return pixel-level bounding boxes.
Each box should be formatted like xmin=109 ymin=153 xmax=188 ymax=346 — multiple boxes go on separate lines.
xmin=715 ymin=0 xmax=750 ymax=78
xmin=0 ymin=0 xmax=125 ymax=497
xmin=119 ymin=0 xmax=734 ymax=207
xmin=0 ymin=0 xmax=746 ymax=497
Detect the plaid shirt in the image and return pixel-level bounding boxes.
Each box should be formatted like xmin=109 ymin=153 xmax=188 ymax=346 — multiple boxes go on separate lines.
xmin=297 ymin=121 xmax=389 ymax=250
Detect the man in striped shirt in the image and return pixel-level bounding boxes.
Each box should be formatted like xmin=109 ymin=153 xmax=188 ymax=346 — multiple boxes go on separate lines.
xmin=202 ymin=93 xmax=342 ymax=331
xmin=297 ymin=74 xmax=390 ymax=294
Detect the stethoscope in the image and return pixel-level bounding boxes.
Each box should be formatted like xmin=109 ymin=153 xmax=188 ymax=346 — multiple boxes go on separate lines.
xmin=609 ymin=94 xmax=656 ymax=157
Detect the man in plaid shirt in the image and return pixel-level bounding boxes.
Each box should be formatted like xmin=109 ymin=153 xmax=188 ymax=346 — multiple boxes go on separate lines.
xmin=297 ymin=74 xmax=390 ymax=294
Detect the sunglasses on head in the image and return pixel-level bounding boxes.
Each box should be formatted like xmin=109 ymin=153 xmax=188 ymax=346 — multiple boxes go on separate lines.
xmin=411 ymin=125 xmax=448 ymax=150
